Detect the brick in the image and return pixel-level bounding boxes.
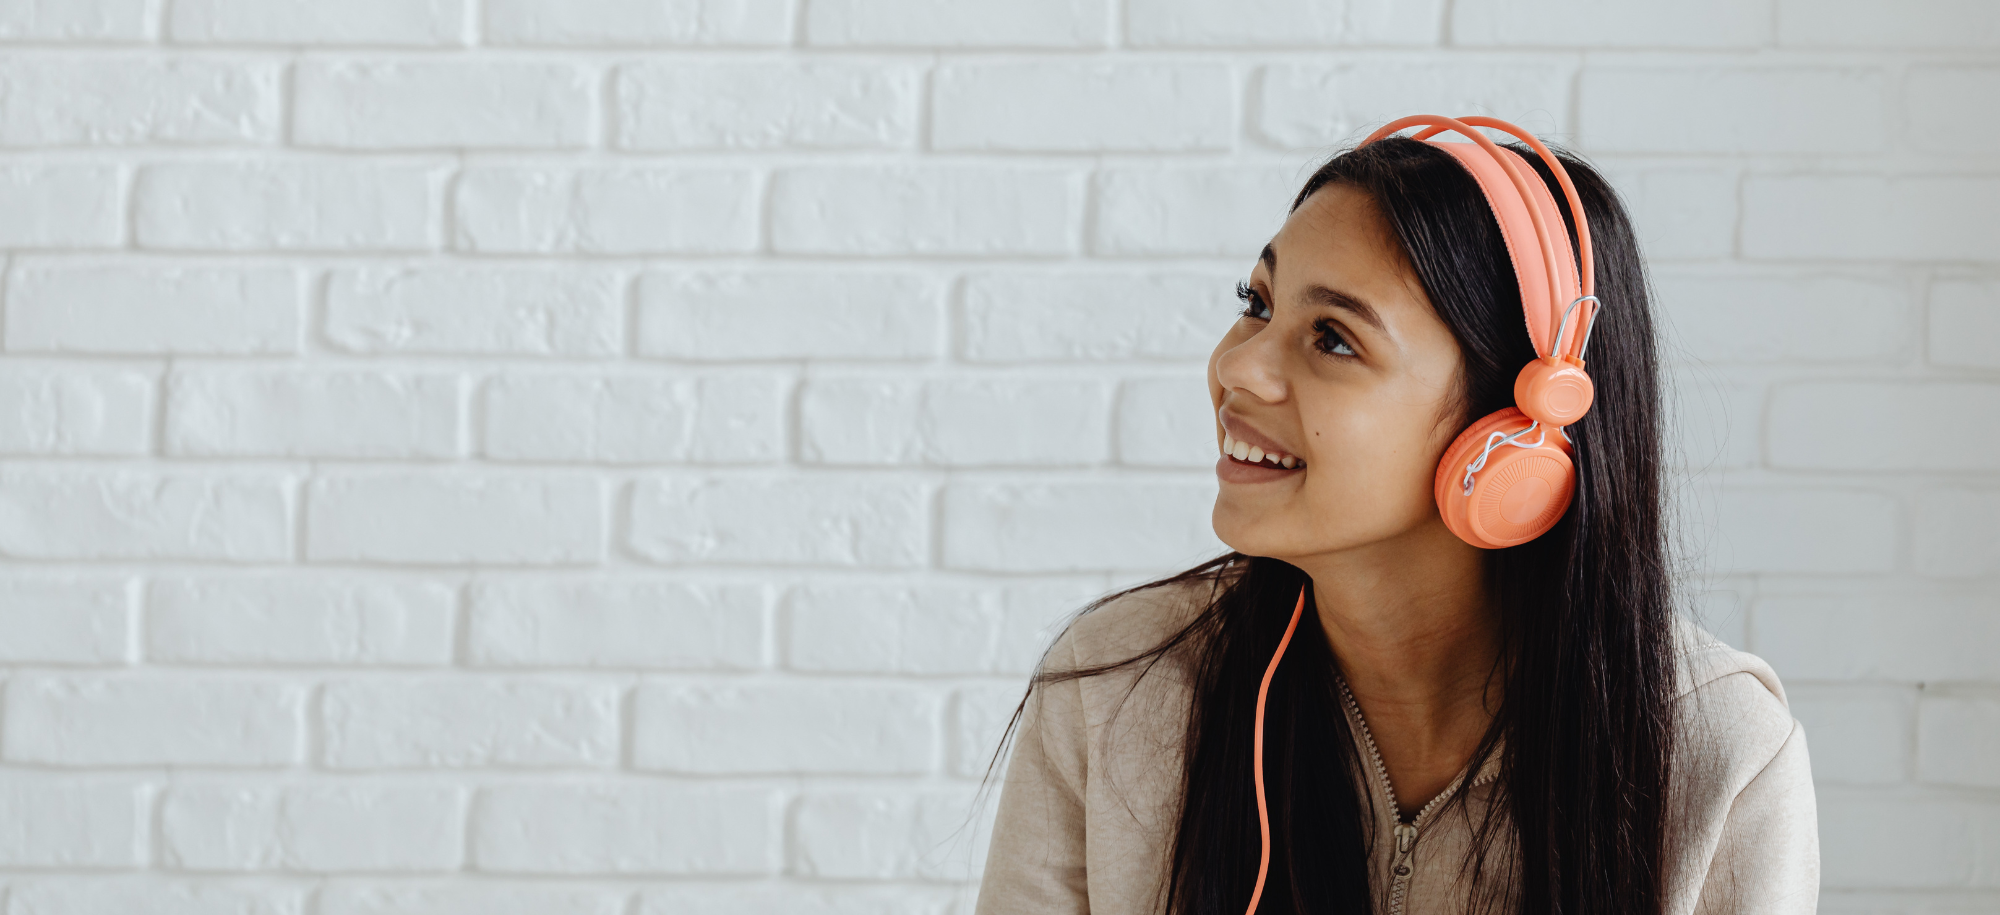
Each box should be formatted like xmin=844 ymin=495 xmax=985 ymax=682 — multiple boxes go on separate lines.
xmin=1653 ymin=270 xmax=1909 ymax=363
xmin=791 ymin=789 xmax=987 ymax=879
xmin=471 ymin=783 xmax=774 ymax=874
xmin=933 ymin=63 xmax=1232 ymax=151
xmin=1119 ymin=376 xmax=1218 ymax=468
xmin=0 ymin=575 xmax=132 ymax=663
xmin=960 ymin=271 xmax=1235 ymax=363
xmin=323 ymin=678 xmax=618 ymax=768
xmin=1778 ymin=0 xmax=2000 ymax=48
xmin=1592 ymin=165 xmax=1736 ymax=260
xmin=0 ymin=58 xmax=279 ymax=145
xmin=169 ymin=0 xmax=468 ymax=45
xmin=148 ymin=576 xmax=453 ymax=666
xmin=321 ymin=884 xmax=619 ymax=915
xmin=1919 ymin=693 xmax=2000 ymax=788
xmin=1818 ymin=794 xmax=2000 ymax=888
xmin=0 ymin=775 xmax=146 ymax=866
xmin=1753 ymin=589 xmax=2000 ymax=681
xmin=941 ymin=481 xmax=1225 ymax=572
xmin=1256 ymin=63 xmax=1570 ymax=148
xmin=0 ymin=164 xmax=119 ymax=247
xmin=1769 ymin=383 xmax=2000 ymax=471
xmin=485 ymin=0 xmax=790 ymax=45
xmin=320 ymin=883 xmax=623 ymax=915
xmin=296 ymin=60 xmax=593 ymax=150
xmin=633 ymin=682 xmax=937 ymax=774
xmin=1913 ymin=489 xmax=2000 ymax=578
xmin=0 ymin=366 xmax=151 ymax=455
xmin=638 ymin=886 xmax=957 ymax=915
xmin=1929 ymin=278 xmax=2000 ymax=369
xmin=1456 ymin=0 xmax=1769 ymax=46
xmin=1705 ymin=487 xmax=1897 ymax=575
xmin=806 ymin=0 xmax=1108 ymax=46
xmin=135 ymin=162 xmax=445 ymax=252
xmin=5 ymin=675 xmax=303 ymax=765
xmin=770 ymin=167 xmax=1079 ymax=256
xmin=482 ymin=372 xmax=784 ymax=463
xmin=951 ymin=683 xmax=1029 ymax=778
xmin=7 ymin=877 xmax=306 ymax=915
xmin=0 ymin=470 xmax=291 ymax=561
xmin=1582 ymin=67 xmax=1884 ymax=154
xmin=1664 ymin=366 xmax=1762 ymax=470
xmin=1786 ymin=685 xmax=1913 ymax=785
xmin=0 ymin=0 xmax=151 ymax=40
xmin=1743 ymin=175 xmax=2000 ymax=261
xmin=1907 ymin=68 xmax=2000 ymax=153
xmin=1093 ymin=166 xmax=1299 ymax=256
xmin=628 ymin=477 xmax=926 ymax=567
xmin=616 ymin=61 xmax=918 ymax=150
xmin=784 ymin=580 xmax=1092 ymax=675
xmin=306 ymin=474 xmax=604 ymax=566
xmin=467 ymin=579 xmax=765 ymax=669
xmin=800 ymin=376 xmax=1112 ymax=466
xmin=166 ymin=369 xmax=461 ymax=459
xmin=162 ymin=784 xmax=464 ymax=872
xmin=324 ymin=266 xmax=621 ymax=357
xmin=636 ymin=271 xmax=943 ymax=361
xmin=454 ymin=167 xmax=755 ymax=254
xmin=1126 ymin=0 xmax=1439 ymax=45
xmin=5 ymin=263 xmax=301 ymax=355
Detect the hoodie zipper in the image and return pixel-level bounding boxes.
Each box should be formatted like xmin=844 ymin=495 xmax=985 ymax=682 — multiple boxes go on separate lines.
xmin=1335 ymin=674 xmax=1501 ymax=915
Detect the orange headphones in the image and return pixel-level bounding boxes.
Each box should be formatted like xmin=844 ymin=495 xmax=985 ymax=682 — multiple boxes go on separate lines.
xmin=1382 ymin=114 xmax=1602 ymax=551
xmin=1242 ymin=115 xmax=1600 ymax=914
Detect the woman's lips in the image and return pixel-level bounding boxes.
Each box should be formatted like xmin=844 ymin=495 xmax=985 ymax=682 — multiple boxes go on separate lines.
xmin=1214 ymin=411 xmax=1305 ymax=484
xmin=1215 ymin=452 xmax=1305 ymax=483
xmin=1221 ymin=432 xmax=1302 ymax=469
xmin=1215 ymin=431 xmax=1306 ymax=484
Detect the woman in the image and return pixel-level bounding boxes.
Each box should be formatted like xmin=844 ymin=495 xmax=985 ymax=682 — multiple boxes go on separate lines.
xmin=973 ymin=119 xmax=1818 ymax=915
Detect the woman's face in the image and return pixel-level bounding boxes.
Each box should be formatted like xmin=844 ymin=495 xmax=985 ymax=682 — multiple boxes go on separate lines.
xmin=1207 ymin=183 xmax=1470 ymax=561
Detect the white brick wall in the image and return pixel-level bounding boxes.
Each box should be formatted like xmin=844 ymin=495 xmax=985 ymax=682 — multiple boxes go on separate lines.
xmin=0 ymin=3 xmax=1990 ymax=912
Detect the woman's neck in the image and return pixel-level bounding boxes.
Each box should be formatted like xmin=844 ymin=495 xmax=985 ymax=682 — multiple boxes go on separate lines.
xmin=1291 ymin=521 xmax=1501 ymax=818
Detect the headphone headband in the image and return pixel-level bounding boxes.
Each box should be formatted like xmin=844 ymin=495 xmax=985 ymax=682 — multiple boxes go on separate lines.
xmin=1360 ymin=115 xmax=1598 ymax=363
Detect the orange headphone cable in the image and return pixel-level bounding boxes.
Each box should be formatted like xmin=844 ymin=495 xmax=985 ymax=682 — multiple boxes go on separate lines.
xmin=1244 ymin=584 xmax=1307 ymax=915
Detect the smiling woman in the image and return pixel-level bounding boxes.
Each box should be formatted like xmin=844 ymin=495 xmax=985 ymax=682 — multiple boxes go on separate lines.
xmin=973 ymin=124 xmax=1818 ymax=915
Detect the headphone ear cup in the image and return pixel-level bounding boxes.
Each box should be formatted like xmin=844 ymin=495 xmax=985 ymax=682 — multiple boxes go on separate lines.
xmin=1434 ymin=407 xmax=1576 ymax=549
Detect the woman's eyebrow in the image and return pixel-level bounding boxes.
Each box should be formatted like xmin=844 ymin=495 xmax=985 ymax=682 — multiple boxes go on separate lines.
xmin=1260 ymin=242 xmax=1385 ymax=333
xmin=1303 ymin=284 xmax=1385 ymax=333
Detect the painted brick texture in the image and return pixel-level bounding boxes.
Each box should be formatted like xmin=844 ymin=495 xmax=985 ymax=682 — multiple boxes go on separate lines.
xmin=0 ymin=2 xmax=1989 ymax=912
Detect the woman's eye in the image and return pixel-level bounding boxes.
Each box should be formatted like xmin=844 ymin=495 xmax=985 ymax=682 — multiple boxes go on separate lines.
xmin=1315 ymin=319 xmax=1356 ymax=357
xmin=1234 ymin=280 xmax=1271 ymax=321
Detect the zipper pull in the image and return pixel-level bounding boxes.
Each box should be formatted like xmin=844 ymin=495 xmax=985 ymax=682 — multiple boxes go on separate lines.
xmin=1394 ymin=823 xmax=1416 ymax=855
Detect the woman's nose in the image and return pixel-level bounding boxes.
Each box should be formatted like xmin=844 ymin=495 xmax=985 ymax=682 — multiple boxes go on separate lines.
xmin=1214 ymin=327 xmax=1289 ymax=405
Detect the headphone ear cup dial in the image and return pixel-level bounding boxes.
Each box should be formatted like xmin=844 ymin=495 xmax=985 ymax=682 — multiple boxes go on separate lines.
xmin=1514 ymin=358 xmax=1594 ymax=427
xmin=1433 ymin=407 xmax=1576 ymax=549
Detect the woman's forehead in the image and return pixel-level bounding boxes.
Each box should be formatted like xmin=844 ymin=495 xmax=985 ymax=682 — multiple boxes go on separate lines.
xmin=1265 ymin=184 xmax=1427 ymax=316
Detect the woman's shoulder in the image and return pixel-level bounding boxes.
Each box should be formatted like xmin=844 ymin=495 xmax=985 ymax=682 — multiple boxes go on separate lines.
xmin=1047 ymin=565 xmax=1236 ymax=672
xmin=1668 ymin=615 xmax=1806 ymax=793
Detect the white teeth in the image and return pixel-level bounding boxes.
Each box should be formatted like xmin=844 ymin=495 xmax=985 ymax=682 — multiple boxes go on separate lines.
xmin=1223 ymin=429 xmax=1304 ymax=469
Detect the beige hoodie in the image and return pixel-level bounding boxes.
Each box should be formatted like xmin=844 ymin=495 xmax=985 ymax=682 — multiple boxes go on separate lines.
xmin=974 ymin=573 xmax=1819 ymax=915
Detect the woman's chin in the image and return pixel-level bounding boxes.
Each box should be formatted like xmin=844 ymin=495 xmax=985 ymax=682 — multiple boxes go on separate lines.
xmin=1210 ymin=502 xmax=1297 ymax=560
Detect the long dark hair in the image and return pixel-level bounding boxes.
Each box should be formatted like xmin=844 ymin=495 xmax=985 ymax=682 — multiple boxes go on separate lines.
xmin=986 ymin=136 xmax=1677 ymax=914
